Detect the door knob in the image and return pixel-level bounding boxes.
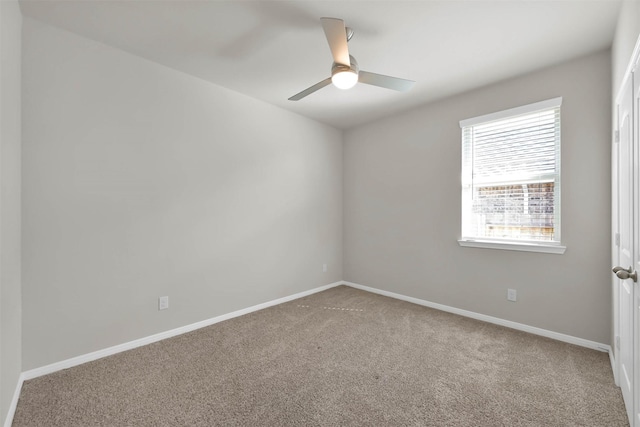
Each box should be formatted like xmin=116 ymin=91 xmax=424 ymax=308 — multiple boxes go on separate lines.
xmin=613 ymin=266 xmax=638 ymax=282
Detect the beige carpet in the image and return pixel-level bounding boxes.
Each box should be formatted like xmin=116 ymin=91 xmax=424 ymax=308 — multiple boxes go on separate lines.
xmin=13 ymin=285 xmax=628 ymax=426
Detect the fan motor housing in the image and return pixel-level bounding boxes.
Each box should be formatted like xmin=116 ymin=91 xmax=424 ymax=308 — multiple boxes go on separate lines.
xmin=331 ymin=55 xmax=359 ymax=77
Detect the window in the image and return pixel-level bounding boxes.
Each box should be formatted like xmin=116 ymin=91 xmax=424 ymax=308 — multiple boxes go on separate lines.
xmin=458 ymin=97 xmax=565 ymax=254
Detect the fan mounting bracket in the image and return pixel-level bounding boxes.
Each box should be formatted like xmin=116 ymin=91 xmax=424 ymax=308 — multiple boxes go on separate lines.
xmin=345 ymin=27 xmax=354 ymax=42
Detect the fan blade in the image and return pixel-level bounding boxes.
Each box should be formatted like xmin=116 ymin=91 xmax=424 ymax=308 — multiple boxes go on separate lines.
xmin=288 ymin=78 xmax=332 ymax=101
xmin=320 ymin=17 xmax=350 ymax=66
xmin=359 ymin=71 xmax=415 ymax=92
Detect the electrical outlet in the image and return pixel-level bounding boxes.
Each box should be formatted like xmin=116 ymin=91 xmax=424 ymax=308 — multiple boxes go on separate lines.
xmin=323 ymin=263 xmax=328 ymax=272
xmin=507 ymin=289 xmax=517 ymax=302
xmin=159 ymin=296 xmax=169 ymax=310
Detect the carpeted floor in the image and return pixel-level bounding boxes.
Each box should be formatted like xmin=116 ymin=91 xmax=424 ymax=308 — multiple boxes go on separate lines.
xmin=13 ymin=285 xmax=628 ymax=426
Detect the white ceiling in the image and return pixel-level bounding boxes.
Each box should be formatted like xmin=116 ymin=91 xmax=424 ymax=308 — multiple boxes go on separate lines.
xmin=19 ymin=0 xmax=621 ymax=130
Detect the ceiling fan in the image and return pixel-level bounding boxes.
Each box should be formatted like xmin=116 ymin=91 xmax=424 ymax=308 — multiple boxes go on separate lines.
xmin=288 ymin=17 xmax=415 ymax=101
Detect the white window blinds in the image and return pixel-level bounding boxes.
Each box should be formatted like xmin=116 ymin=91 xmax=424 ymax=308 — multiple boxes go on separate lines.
xmin=460 ymin=98 xmax=561 ymax=244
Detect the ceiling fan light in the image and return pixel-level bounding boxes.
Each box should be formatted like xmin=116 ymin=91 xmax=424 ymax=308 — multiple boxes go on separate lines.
xmin=331 ymin=70 xmax=358 ymax=90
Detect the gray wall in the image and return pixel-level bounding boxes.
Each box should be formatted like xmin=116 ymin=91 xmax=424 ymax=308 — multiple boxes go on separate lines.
xmin=344 ymin=50 xmax=612 ymax=344
xmin=16 ymin=2 xmax=634 ymax=378
xmin=613 ymin=0 xmax=640 ymax=97
xmin=0 ymin=0 xmax=22 ymax=423
xmin=22 ymin=18 xmax=343 ymax=370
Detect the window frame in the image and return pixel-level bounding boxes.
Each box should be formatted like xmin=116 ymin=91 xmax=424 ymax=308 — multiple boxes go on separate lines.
xmin=458 ymin=97 xmax=566 ymax=255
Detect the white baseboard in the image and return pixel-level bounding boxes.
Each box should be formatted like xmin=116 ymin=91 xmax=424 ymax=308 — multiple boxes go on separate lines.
xmin=343 ymin=281 xmax=612 ymax=353
xmin=21 ymin=281 xmax=342 ymax=383
xmin=3 ymin=372 xmax=25 ymax=427
xmin=7 ymin=279 xmax=613 ymax=427
xmin=1 ymin=281 xmax=339 ymax=427
xmin=610 ymin=349 xmax=619 ymax=386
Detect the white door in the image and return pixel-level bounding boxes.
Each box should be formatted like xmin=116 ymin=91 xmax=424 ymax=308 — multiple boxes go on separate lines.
xmin=634 ymin=60 xmax=640 ymax=427
xmin=615 ymin=70 xmax=635 ymax=426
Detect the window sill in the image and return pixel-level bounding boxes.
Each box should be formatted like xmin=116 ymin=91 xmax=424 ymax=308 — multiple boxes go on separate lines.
xmin=457 ymin=239 xmax=566 ymax=254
